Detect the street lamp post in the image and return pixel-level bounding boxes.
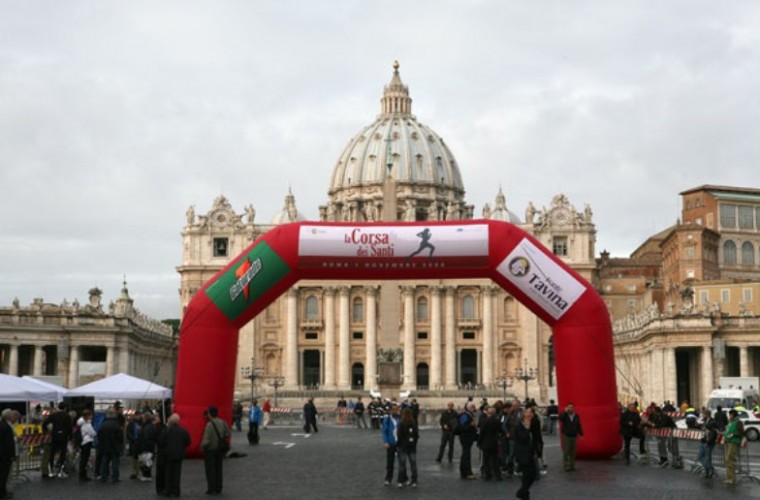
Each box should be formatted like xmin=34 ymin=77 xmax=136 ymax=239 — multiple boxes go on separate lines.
xmin=494 ymin=372 xmax=513 ymax=401
xmin=240 ymin=358 xmax=264 ymax=401
xmin=514 ymin=359 xmax=537 ymax=403
xmin=268 ymin=376 xmax=285 ymax=407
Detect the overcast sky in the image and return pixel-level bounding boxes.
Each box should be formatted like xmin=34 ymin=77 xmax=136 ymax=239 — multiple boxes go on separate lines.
xmin=1 ymin=1 xmax=759 ymax=320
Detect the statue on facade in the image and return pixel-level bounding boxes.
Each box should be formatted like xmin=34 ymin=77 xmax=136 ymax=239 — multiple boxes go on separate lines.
xmin=185 ymin=205 xmax=195 ymax=225
xmin=246 ymin=203 xmax=256 ymax=224
xmin=404 ymin=199 xmax=416 ymax=221
xmin=482 ymin=203 xmax=491 ymax=219
xmin=445 ymin=201 xmax=457 ymax=221
xmin=364 ymin=201 xmax=378 ymax=222
xmin=326 ymin=203 xmax=337 ymax=222
xmin=341 ymin=204 xmax=351 ymax=222
xmin=583 ymin=203 xmax=593 ymax=224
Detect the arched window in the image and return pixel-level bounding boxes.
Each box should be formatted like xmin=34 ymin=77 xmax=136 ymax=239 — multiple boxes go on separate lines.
xmin=503 ymin=297 xmax=516 ymax=319
xmin=305 ymin=295 xmax=318 ymax=320
xmin=462 ymin=294 xmax=475 ymax=319
xmin=416 ymin=297 xmax=428 ymax=322
xmin=723 ymin=240 xmax=737 ymax=265
xmin=741 ymin=241 xmax=755 ymax=266
xmin=352 ymin=297 xmax=364 ymax=322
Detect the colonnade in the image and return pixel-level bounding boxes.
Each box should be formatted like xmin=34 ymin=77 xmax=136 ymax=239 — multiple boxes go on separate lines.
xmin=618 ymin=343 xmax=755 ymax=406
xmin=283 ymin=284 xmax=500 ymax=391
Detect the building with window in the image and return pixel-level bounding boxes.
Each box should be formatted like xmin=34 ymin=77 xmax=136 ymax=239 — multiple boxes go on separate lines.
xmin=178 ymin=63 xmax=597 ymax=401
xmin=0 ymin=284 xmax=176 ymax=389
xmin=610 ymin=186 xmax=760 ymax=407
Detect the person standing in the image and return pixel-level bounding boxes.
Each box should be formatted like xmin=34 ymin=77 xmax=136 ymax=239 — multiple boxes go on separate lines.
xmin=303 ymin=398 xmax=318 ymax=433
xmin=158 ymin=413 xmax=191 ymax=498
xmin=248 ymin=399 xmax=262 ymax=445
xmin=396 ymin=407 xmax=419 ymax=488
xmin=479 ymin=406 xmax=502 ymax=481
xmin=201 ymin=406 xmax=230 ymax=495
xmin=620 ymin=403 xmax=643 ymax=465
xmin=354 ymin=397 xmax=368 ymax=429
xmin=457 ymin=402 xmax=478 ymax=480
xmin=77 ymin=410 xmax=96 ymax=482
xmin=97 ymin=409 xmax=124 ymax=483
xmin=714 ymin=405 xmax=728 ymax=431
xmin=514 ymin=406 xmax=538 ymax=500
xmin=43 ymin=402 xmax=72 ymax=478
xmin=0 ymin=409 xmax=18 ymax=500
xmin=558 ymin=402 xmax=583 ymax=472
xmin=545 ymin=400 xmax=559 ymax=435
xmin=435 ymin=402 xmax=457 ymax=463
xmin=138 ymin=412 xmax=158 ymax=481
xmin=381 ymin=402 xmax=400 ymax=486
xmin=232 ymin=400 xmax=243 ymax=432
xmin=261 ymin=399 xmax=272 ymax=430
xmin=723 ymin=409 xmax=744 ymax=485
xmin=696 ymin=409 xmax=719 ymax=478
xmin=337 ymin=396 xmax=348 ymax=425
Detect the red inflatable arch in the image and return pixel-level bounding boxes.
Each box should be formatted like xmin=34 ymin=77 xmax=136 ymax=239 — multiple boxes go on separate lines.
xmin=174 ymin=220 xmax=621 ymax=458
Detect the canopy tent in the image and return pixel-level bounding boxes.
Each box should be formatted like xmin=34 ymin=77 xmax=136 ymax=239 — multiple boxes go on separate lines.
xmin=0 ymin=373 xmax=60 ymax=402
xmin=66 ymin=372 xmax=172 ymax=400
xmin=21 ymin=376 xmax=68 ymax=401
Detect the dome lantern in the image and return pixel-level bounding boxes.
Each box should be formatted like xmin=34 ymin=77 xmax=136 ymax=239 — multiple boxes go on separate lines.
xmin=381 ymin=61 xmax=413 ymax=116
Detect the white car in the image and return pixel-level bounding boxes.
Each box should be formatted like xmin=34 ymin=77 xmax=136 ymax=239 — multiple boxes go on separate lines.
xmin=674 ymin=410 xmax=760 ymax=441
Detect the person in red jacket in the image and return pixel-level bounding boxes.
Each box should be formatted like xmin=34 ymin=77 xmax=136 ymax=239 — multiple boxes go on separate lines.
xmin=262 ymin=399 xmax=272 ymax=430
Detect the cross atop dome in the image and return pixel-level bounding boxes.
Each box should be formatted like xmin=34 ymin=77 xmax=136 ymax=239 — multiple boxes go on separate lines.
xmin=381 ymin=60 xmax=413 ymax=116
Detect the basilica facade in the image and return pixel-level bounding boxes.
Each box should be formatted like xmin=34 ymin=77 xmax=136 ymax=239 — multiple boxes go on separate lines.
xmin=177 ymin=63 xmax=597 ymax=402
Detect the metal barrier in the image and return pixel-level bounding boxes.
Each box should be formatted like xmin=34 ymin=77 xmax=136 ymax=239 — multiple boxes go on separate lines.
xmin=632 ymin=428 xmax=759 ymax=484
xmin=11 ymin=433 xmax=49 ymax=482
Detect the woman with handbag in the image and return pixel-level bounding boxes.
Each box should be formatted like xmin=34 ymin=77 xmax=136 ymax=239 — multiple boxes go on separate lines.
xmin=201 ymin=406 xmax=230 ymax=495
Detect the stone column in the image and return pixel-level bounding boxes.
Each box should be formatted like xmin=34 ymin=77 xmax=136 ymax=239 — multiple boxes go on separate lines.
xmin=33 ymin=345 xmax=44 ymax=376
xmin=8 ymin=344 xmax=19 ymax=376
xmin=106 ymin=346 xmax=115 ymax=377
xmin=402 ymin=286 xmax=416 ymax=389
xmin=68 ymin=346 xmax=79 ymax=387
xmin=482 ymin=286 xmax=494 ymax=386
xmin=365 ymin=286 xmax=378 ymax=391
xmin=285 ymin=288 xmax=299 ymax=389
xmin=701 ymin=346 xmax=713 ymax=407
xmin=650 ymin=348 xmax=664 ymax=405
xmin=338 ymin=286 xmax=351 ymax=389
xmin=664 ymin=347 xmax=677 ymax=404
xmin=739 ymin=346 xmax=749 ymax=377
xmin=323 ymin=287 xmax=336 ymax=389
xmin=430 ymin=286 xmax=442 ymax=390
xmin=444 ymin=287 xmax=457 ymax=389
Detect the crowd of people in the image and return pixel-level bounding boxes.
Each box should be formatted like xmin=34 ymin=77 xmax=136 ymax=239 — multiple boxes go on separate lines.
xmin=379 ymin=396 xmax=581 ymax=500
xmin=618 ymin=399 xmax=750 ymax=485
xmin=1 ymin=401 xmax=194 ymax=497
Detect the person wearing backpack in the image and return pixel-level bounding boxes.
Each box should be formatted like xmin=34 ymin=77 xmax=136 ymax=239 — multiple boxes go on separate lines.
xmin=76 ymin=410 xmax=97 ymax=482
xmin=457 ymin=402 xmax=478 ymax=480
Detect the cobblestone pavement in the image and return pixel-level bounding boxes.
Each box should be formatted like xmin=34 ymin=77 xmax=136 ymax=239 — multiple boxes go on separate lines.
xmin=8 ymin=423 xmax=760 ymax=499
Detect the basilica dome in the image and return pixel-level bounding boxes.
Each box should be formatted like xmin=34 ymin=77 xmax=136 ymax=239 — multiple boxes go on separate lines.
xmin=324 ymin=62 xmax=471 ymax=222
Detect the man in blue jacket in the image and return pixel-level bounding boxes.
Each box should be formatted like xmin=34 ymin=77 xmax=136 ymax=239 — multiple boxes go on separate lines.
xmin=381 ymin=402 xmax=400 ymax=486
xmin=248 ymin=399 xmax=263 ymax=445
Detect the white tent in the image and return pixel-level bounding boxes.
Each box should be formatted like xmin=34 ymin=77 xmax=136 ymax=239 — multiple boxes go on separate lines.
xmin=0 ymin=373 xmax=60 ymax=402
xmin=21 ymin=376 xmax=68 ymax=401
xmin=66 ymin=372 xmax=172 ymax=400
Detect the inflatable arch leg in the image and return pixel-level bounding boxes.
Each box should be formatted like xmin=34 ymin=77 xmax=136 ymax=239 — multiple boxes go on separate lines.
xmin=174 ymin=221 xmax=621 ymax=458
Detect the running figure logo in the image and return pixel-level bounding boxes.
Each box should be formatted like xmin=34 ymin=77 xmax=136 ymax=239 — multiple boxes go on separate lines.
xmin=408 ymin=228 xmax=435 ymax=259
